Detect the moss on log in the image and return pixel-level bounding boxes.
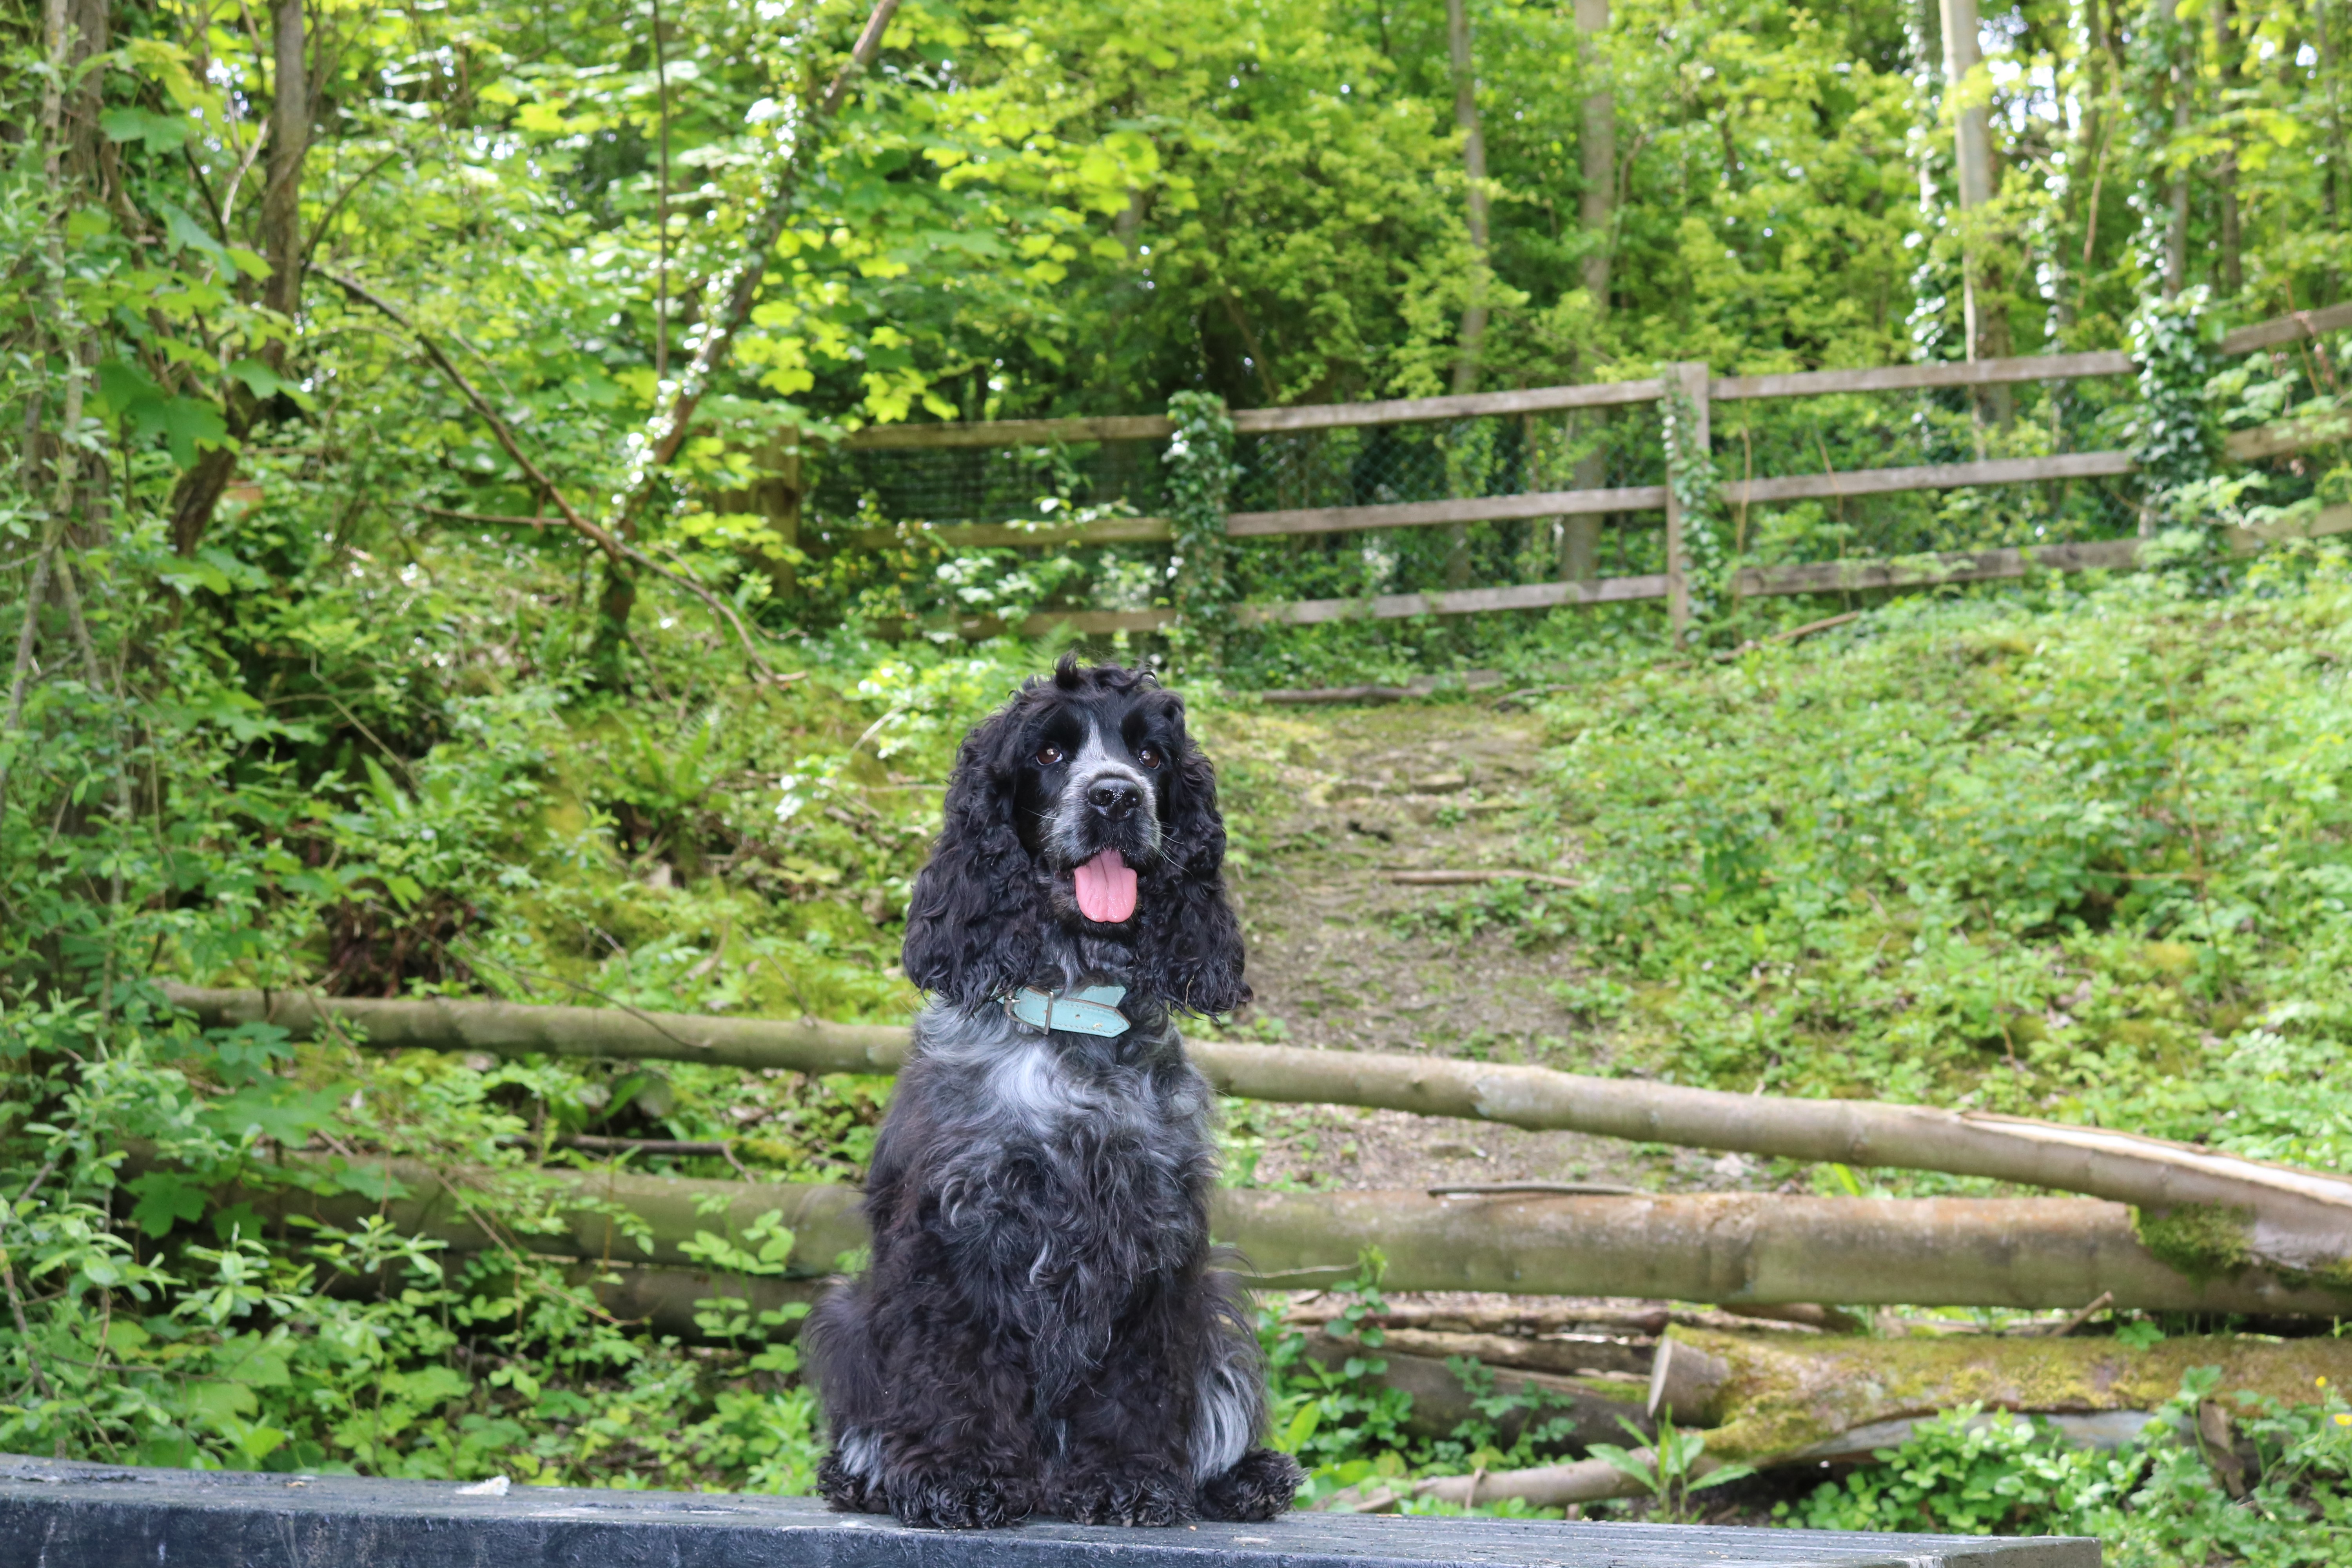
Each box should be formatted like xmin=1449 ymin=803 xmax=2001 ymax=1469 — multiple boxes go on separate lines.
xmin=1655 ymin=1325 xmax=2352 ymax=1465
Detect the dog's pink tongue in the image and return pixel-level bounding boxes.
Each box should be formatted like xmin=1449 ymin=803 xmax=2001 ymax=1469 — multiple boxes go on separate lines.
xmin=1074 ymin=848 xmax=1138 ymax=923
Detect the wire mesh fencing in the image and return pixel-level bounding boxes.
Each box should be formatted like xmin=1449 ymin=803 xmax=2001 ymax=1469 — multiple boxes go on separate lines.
xmin=798 ymin=374 xmax=2146 ymax=613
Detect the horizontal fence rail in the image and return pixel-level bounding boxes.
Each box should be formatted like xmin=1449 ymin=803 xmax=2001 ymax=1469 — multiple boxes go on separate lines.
xmin=919 ymin=506 xmax=2348 ymax=637
xmin=814 ymin=302 xmax=2350 ymax=636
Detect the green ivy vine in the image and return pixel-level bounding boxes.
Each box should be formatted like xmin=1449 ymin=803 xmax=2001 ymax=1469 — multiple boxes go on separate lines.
xmin=2127 ymin=286 xmax=2225 ymax=583
xmin=1163 ymin=390 xmax=1242 ymax=651
xmin=1658 ymin=373 xmax=1729 ymax=637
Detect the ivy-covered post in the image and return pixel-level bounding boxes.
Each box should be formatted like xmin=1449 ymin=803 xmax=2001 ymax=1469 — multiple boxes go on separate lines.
xmin=1162 ymin=391 xmax=1241 ymax=658
xmin=1659 ymin=362 xmax=1724 ymax=644
xmin=2127 ymin=287 xmax=2221 ymax=579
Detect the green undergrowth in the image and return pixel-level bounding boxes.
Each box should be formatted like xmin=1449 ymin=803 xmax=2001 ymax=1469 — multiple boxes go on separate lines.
xmin=1266 ymin=1271 xmax=2352 ymax=1563
xmin=1781 ymin=1372 xmax=2352 ymax=1564
xmin=1403 ymin=550 xmax=2352 ymax=1196
xmin=7 ymin=525 xmax=2352 ymax=1547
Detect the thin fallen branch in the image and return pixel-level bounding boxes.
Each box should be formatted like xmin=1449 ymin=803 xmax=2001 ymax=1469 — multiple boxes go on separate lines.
xmin=563 ymin=1134 xmax=734 ymax=1157
xmin=1278 ymin=1298 xmax=1851 ymax=1338
xmin=1388 ymin=869 xmax=1580 ymax=889
xmin=2032 ymin=1289 xmax=2116 ymax=1339
xmin=160 ymin=987 xmax=2352 ymax=1280
xmin=1259 ymin=684 xmax=1421 ymax=705
xmin=1490 ymin=682 xmax=1577 ymax=708
xmin=411 ymin=503 xmax=552 ymax=528
xmin=1324 ymin=1454 xmax=1675 ymax=1513
xmin=1712 ymin=609 xmax=1866 ymax=662
xmin=1425 ymin=1181 xmax=1636 ymax=1196
xmin=1296 ymin=1332 xmax=1651 ymax=1451
xmin=318 ymin=271 xmax=785 ymax=684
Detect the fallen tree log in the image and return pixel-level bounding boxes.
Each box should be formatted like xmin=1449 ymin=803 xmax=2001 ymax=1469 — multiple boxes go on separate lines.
xmin=1330 ymin=1328 xmax=2352 ymax=1512
xmin=1281 ymin=1298 xmax=1862 ymax=1338
xmin=167 ymin=1146 xmax=2352 ymax=1314
xmin=162 ymin=985 xmax=2352 ymax=1280
xmin=1298 ymin=1333 xmax=1651 ymax=1450
xmin=1641 ymin=1325 xmax=2352 ymax=1465
xmin=163 ymin=985 xmax=908 ymax=1076
xmin=1350 ymin=1328 xmax=1654 ymax=1379
xmin=1219 ymin=1188 xmax=2352 ymax=1314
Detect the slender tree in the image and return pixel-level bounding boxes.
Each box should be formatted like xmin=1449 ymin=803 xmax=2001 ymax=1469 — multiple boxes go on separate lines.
xmin=1444 ymin=0 xmax=1489 ymax=588
xmin=1562 ymin=0 xmax=1613 ymax=583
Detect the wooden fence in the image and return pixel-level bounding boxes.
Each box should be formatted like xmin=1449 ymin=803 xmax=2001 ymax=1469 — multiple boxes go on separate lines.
xmin=831 ymin=302 xmax=2352 ymax=641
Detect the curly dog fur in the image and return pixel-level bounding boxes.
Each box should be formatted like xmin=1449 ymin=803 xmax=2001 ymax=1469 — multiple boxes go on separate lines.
xmin=805 ymin=658 xmax=1302 ymax=1529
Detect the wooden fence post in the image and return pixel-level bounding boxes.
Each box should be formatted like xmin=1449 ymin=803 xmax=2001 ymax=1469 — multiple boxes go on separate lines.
xmin=1663 ymin=361 xmax=1710 ymax=642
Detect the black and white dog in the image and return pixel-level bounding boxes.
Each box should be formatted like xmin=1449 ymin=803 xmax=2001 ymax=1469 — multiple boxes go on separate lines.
xmin=806 ymin=659 xmax=1301 ymax=1530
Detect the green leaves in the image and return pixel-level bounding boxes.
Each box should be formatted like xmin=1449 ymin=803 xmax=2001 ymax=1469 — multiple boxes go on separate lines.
xmin=126 ymin=1172 xmax=208 ymax=1238
xmin=1164 ymin=391 xmax=1241 ymax=655
xmin=1586 ymin=1416 xmax=1755 ymax=1523
xmin=93 ymin=358 xmax=228 ymax=468
xmin=99 ymin=108 xmax=193 ymax=152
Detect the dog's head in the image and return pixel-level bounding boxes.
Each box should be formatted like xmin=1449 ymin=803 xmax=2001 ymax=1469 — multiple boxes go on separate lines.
xmin=901 ymin=656 xmax=1248 ymax=1016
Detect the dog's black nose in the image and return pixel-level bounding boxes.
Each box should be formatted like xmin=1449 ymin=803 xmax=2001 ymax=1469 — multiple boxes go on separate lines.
xmin=1088 ymin=777 xmax=1142 ymax=820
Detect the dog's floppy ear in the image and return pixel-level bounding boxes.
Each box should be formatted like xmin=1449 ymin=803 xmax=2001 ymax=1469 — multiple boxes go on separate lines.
xmin=1148 ymin=721 xmax=1250 ymax=1017
xmin=902 ymin=711 xmax=1042 ymax=1007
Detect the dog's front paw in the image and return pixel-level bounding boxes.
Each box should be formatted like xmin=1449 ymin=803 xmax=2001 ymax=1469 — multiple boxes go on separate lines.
xmin=1198 ymin=1448 xmax=1303 ymax=1521
xmin=1054 ymin=1469 xmax=1195 ymax=1528
xmin=886 ymin=1472 xmax=1033 ymax=1530
xmin=817 ymin=1450 xmax=888 ymax=1514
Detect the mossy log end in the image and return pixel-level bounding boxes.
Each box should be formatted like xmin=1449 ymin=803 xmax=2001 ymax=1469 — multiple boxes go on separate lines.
xmin=163 ymin=984 xmax=2352 ymax=1280
xmin=1655 ymin=1325 xmax=2352 ymax=1464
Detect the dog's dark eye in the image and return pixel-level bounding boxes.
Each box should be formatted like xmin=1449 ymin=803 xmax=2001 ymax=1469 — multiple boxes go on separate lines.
xmin=1136 ymin=744 xmax=1162 ymax=770
xmin=1035 ymin=744 xmax=1064 ymax=767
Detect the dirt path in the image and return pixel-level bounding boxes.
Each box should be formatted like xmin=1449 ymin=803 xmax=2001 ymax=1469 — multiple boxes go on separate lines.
xmin=1199 ymin=700 xmax=1777 ymax=1200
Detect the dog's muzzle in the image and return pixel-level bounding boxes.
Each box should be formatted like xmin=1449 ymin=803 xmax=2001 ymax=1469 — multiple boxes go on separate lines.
xmin=1051 ymin=760 xmax=1159 ymax=924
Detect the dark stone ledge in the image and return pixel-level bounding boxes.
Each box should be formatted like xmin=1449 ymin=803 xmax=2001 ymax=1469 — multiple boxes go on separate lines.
xmin=0 ymin=1455 xmax=2097 ymax=1568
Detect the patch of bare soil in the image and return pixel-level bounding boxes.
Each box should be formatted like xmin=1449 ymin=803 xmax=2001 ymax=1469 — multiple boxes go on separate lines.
xmin=1196 ymin=699 xmax=1785 ymax=1201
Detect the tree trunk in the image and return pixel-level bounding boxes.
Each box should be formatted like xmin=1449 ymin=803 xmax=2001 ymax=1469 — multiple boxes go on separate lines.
xmin=1574 ymin=0 xmax=1613 ymax=305
xmin=62 ymin=0 xmax=107 ymax=186
xmin=2217 ymin=0 xmax=2242 ymax=295
xmin=261 ymin=0 xmax=308 ymax=328
xmin=1446 ymin=0 xmax=1489 ymax=394
xmin=1443 ymin=0 xmax=1487 ymax=590
xmin=168 ymin=0 xmax=310 ymax=557
xmin=1938 ymin=0 xmax=2013 ymax=425
xmin=163 ymin=984 xmax=2352 ymax=1282
xmin=2165 ymin=0 xmax=2192 ymax=299
xmin=1560 ymin=0 xmax=1612 ymax=583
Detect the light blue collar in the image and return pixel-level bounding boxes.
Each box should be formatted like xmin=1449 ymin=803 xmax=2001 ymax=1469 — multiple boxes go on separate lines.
xmin=1005 ymin=984 xmax=1130 ymax=1038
